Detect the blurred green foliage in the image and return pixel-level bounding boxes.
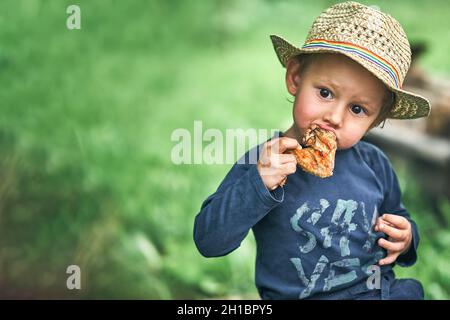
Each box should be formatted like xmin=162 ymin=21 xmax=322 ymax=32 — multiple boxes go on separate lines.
xmin=0 ymin=0 xmax=450 ymax=299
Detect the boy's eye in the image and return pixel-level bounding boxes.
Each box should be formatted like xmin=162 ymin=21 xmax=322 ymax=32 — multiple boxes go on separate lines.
xmin=319 ymin=88 xmax=332 ymax=99
xmin=351 ymin=104 xmax=366 ymax=115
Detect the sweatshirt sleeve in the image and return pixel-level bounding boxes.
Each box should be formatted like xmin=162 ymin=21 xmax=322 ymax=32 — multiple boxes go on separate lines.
xmin=375 ymin=147 xmax=419 ymax=267
xmin=193 ymin=146 xmax=285 ymax=258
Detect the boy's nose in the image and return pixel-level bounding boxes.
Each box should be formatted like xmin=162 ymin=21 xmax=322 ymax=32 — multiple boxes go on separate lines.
xmin=323 ymin=103 xmax=345 ymax=129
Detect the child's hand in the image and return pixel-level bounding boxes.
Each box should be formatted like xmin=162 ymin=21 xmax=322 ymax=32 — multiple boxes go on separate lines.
xmin=374 ymin=214 xmax=413 ymax=266
xmin=257 ymin=137 xmax=300 ymax=191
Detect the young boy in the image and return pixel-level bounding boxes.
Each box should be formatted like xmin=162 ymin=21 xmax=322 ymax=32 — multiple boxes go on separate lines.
xmin=193 ymin=1 xmax=430 ymax=300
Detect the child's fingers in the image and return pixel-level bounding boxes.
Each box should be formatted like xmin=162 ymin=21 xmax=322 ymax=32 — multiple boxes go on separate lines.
xmin=378 ymin=252 xmax=400 ymax=266
xmin=378 ymin=238 xmax=405 ymax=252
xmin=378 ymin=223 xmax=406 ymax=240
xmin=277 ymin=153 xmax=297 ymax=164
xmin=378 ymin=217 xmax=394 ymax=227
xmin=266 ymin=154 xmax=295 ymax=168
xmin=374 ymin=217 xmax=394 ymax=231
xmin=265 ymin=137 xmax=281 ymax=153
xmin=258 ymin=147 xmax=272 ymax=167
xmin=381 ymin=214 xmax=409 ymax=230
xmin=280 ymin=162 xmax=297 ymax=175
xmin=271 ymin=137 xmax=300 ymax=154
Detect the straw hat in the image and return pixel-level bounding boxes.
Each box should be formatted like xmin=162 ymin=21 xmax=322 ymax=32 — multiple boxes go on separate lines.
xmin=270 ymin=1 xmax=430 ymax=119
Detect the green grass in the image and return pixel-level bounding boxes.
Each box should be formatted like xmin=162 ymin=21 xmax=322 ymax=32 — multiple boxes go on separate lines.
xmin=1 ymin=0 xmax=450 ymax=299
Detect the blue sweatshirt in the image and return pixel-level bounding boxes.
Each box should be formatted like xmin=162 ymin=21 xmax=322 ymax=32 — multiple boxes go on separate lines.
xmin=193 ymin=131 xmax=419 ymax=299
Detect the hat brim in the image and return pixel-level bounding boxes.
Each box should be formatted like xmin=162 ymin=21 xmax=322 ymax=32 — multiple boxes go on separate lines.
xmin=270 ymin=35 xmax=431 ymax=120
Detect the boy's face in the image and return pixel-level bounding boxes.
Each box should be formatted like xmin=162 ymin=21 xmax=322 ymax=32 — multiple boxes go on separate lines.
xmin=285 ymin=53 xmax=388 ymax=150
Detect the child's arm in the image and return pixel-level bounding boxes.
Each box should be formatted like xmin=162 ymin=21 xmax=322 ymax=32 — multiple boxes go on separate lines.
xmin=371 ymin=149 xmax=420 ymax=267
xmin=193 ymin=137 xmax=299 ymax=257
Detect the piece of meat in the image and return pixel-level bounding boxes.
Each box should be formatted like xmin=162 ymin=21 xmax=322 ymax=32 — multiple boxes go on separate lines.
xmin=289 ymin=124 xmax=337 ymax=179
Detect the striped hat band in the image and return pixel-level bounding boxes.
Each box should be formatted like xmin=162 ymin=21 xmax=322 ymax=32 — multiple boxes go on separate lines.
xmin=302 ymin=39 xmax=401 ymax=89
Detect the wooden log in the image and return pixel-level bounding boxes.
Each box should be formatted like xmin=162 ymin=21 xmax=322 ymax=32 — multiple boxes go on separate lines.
xmin=363 ymin=125 xmax=450 ymax=201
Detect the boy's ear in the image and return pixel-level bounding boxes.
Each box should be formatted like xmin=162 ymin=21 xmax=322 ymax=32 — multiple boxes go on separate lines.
xmin=285 ymin=58 xmax=301 ymax=96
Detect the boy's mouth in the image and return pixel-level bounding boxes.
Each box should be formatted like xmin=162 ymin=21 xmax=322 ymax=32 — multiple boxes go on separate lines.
xmin=313 ymin=123 xmax=339 ymax=144
xmin=315 ymin=123 xmax=336 ymax=135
